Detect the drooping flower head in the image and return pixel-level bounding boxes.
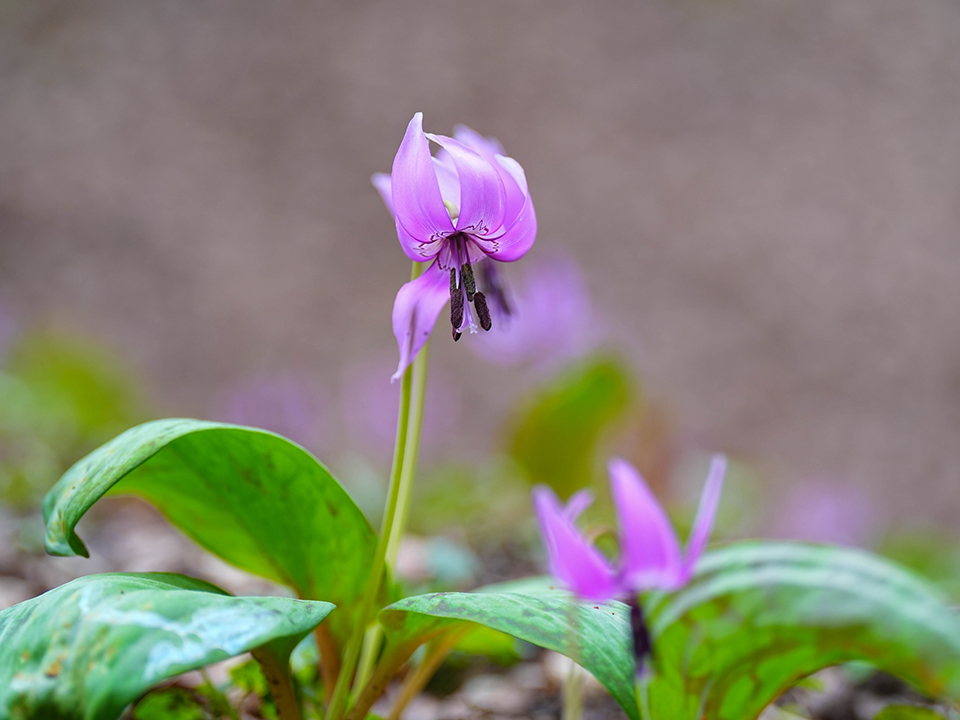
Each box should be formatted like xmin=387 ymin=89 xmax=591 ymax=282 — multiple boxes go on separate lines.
xmin=533 ymin=456 xmax=726 ymax=672
xmin=374 ymin=113 xmax=537 ymax=381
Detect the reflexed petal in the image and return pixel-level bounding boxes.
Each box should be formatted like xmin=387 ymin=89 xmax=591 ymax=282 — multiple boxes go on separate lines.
xmin=392 ymin=113 xmax=454 ymax=256
xmin=453 ymin=126 xmax=529 ymax=238
xmin=432 ymin=156 xmax=460 ymax=214
xmin=372 ymin=172 xmax=394 ymax=217
xmin=563 ymin=489 xmax=594 ymax=522
xmin=391 ymin=262 xmax=450 ymax=382
xmin=609 ymin=458 xmax=683 ymax=591
xmin=533 ymin=486 xmax=619 ymax=601
xmin=426 ymin=133 xmax=505 ymax=237
xmin=395 ymin=217 xmax=445 ymax=262
xmin=680 ymin=455 xmax=727 ymax=581
xmin=453 ymin=124 xmax=505 ymax=159
xmin=473 ymin=155 xmax=537 ymax=262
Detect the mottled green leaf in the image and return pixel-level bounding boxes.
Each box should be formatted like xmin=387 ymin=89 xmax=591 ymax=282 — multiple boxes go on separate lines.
xmin=642 ymin=542 xmax=960 ymax=720
xmin=0 ymin=573 xmax=333 ymax=720
xmin=42 ymin=419 xmax=378 ymax=647
xmin=507 ymin=356 xmax=632 ymax=496
xmin=378 ymin=587 xmax=638 ymax=720
xmin=376 ymin=543 xmax=960 ymax=720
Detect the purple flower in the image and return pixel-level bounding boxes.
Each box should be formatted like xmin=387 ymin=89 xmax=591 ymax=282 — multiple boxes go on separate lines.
xmin=373 ymin=113 xmax=537 ymax=381
xmin=773 ymin=481 xmax=878 ymax=548
xmin=469 ymin=256 xmax=599 ymax=370
xmin=533 ymin=455 xmax=727 ymax=602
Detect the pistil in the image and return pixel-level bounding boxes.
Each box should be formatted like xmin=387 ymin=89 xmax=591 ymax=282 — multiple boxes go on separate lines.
xmin=450 ymin=269 xmax=464 ymax=340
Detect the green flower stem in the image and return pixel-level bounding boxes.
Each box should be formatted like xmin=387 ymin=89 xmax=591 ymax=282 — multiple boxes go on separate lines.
xmin=636 ymin=676 xmax=652 ymax=720
xmin=328 ymin=261 xmax=429 ymax=720
xmin=387 ymin=328 xmax=431 ymax=563
xmin=386 ymin=630 xmax=467 ymax=720
xmin=562 ymin=600 xmax=584 ymax=720
xmin=353 ymin=325 xmax=433 ymax=695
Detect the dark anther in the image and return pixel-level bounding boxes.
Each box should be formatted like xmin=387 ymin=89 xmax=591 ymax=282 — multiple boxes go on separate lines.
xmin=474 ymin=292 xmax=492 ymax=331
xmin=452 ymin=328 xmax=462 ymax=341
xmin=480 ymin=262 xmax=512 ymax=316
xmin=450 ymin=269 xmax=464 ymax=332
xmin=629 ymin=597 xmax=652 ymax=676
xmin=460 ymin=262 xmax=477 ymax=301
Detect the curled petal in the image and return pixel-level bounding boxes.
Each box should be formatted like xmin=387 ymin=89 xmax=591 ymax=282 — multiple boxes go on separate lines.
xmin=453 ymin=124 xmax=505 ymax=159
xmin=533 ymin=486 xmax=619 ymax=601
xmin=392 ymin=113 xmax=454 ymax=259
xmin=391 ymin=262 xmax=449 ymax=382
xmin=426 ymin=133 xmax=505 ymax=237
xmin=432 ymin=156 xmax=460 ymax=214
xmin=372 ymin=172 xmax=394 ymax=217
xmin=473 ymin=155 xmax=537 ymax=262
xmin=396 ymin=217 xmax=445 ymax=262
xmin=563 ymin=489 xmax=595 ymax=522
xmin=609 ymin=458 xmax=683 ymax=592
xmin=680 ymin=455 xmax=727 ymax=582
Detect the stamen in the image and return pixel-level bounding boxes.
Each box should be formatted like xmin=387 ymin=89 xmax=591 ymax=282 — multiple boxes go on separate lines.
xmin=450 ymin=269 xmax=464 ymax=332
xmin=473 ymin=291 xmax=492 ymax=331
xmin=452 ymin=328 xmax=462 ymax=342
xmin=629 ymin=597 xmax=652 ymax=677
xmin=460 ymin=262 xmax=477 ymax=301
xmin=480 ymin=262 xmax=512 ymax=317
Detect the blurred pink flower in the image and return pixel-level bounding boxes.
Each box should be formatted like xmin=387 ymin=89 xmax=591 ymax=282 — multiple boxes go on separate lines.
xmin=533 ymin=455 xmax=727 ymax=602
xmin=215 ymin=373 xmax=327 ymax=452
xmin=341 ymin=355 xmax=461 ymax=460
xmin=373 ymin=113 xmax=537 ymax=381
xmin=468 ymin=256 xmax=599 ymax=369
xmin=774 ymin=481 xmax=878 ymax=548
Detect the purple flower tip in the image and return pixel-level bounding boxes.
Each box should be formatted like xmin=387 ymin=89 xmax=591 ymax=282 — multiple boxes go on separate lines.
xmin=375 ymin=114 xmax=537 ymax=380
xmin=532 ymin=455 xmax=727 ymax=602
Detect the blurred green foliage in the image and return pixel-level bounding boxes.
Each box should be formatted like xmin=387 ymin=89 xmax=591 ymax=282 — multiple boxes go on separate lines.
xmin=133 ymin=687 xmax=210 ymax=720
xmin=507 ymin=356 xmax=633 ymax=498
xmin=874 ymin=706 xmax=949 ymax=720
xmin=880 ymin=531 xmax=960 ymax=601
xmin=0 ymin=331 xmax=146 ymax=509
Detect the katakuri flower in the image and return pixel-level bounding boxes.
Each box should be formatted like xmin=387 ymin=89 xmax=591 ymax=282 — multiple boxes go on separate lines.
xmin=533 ymin=455 xmax=726 ymax=671
xmin=373 ymin=113 xmax=537 ymax=381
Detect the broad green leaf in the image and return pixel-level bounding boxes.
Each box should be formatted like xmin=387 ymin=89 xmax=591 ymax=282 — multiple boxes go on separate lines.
xmin=507 ymin=356 xmax=632 ymax=497
xmin=42 ymin=419 xmax=378 ymax=647
xmin=0 ymin=572 xmax=333 ymax=720
xmin=642 ymin=542 xmax=960 ymax=720
xmin=378 ymin=588 xmax=638 ymax=720
xmin=375 ymin=543 xmax=960 ymax=720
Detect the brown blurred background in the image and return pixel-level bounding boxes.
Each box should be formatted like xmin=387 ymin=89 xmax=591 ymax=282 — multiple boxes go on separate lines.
xmin=1 ymin=0 xmax=958 ymax=529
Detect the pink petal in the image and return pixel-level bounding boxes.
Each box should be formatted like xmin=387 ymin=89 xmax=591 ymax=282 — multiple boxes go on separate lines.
xmin=563 ymin=489 xmax=595 ymax=522
xmin=452 ymin=125 xmax=528 ymax=236
xmin=432 ymin=156 xmax=461 ymax=213
xmin=391 ymin=113 xmax=454 ymax=260
xmin=609 ymin=458 xmax=683 ymax=592
xmin=473 ymin=156 xmax=537 ymax=262
xmin=533 ymin=486 xmax=619 ymax=601
xmin=426 ymin=133 xmax=505 ymax=238
xmin=372 ymin=172 xmax=394 ymax=217
xmin=680 ymin=454 xmax=727 ymax=582
xmin=391 ymin=262 xmax=450 ymax=382
xmin=453 ymin=124 xmax=505 ymax=159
